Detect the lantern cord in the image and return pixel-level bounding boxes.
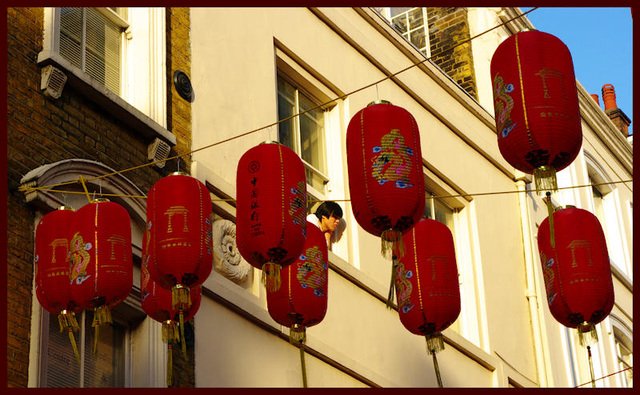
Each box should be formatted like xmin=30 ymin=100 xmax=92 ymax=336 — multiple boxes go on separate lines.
xmin=544 ymin=192 xmax=556 ymax=248
xmin=587 ymin=346 xmax=596 ymax=388
xmin=167 ymin=341 xmax=173 ymax=387
xmin=430 ymin=348 xmax=444 ymax=388
xmin=17 ymin=8 xmax=542 ymax=199
xmin=78 ymin=176 xmax=92 ymax=203
xmin=386 ymin=257 xmax=398 ymax=309
xmin=93 ymin=325 xmax=99 ymax=356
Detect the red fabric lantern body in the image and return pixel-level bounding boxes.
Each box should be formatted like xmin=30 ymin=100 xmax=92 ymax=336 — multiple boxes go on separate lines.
xmin=490 ymin=30 xmax=582 ymax=191
xmin=346 ymin=101 xmax=425 ymax=255
xmin=70 ymin=199 xmax=133 ymax=328
xmin=396 ymin=218 xmax=460 ymax=352
xmin=267 ymin=223 xmax=328 ymax=342
xmin=35 ymin=206 xmax=82 ymax=362
xmin=236 ymin=141 xmax=307 ymax=291
xmin=537 ymin=206 xmax=614 ymax=342
xmin=146 ymin=172 xmax=213 ymax=307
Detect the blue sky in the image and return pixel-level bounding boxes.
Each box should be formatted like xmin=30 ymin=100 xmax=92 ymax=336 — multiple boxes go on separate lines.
xmin=520 ymin=7 xmax=633 ymax=136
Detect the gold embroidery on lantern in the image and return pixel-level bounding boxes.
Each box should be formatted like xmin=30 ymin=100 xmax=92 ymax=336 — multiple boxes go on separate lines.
xmin=107 ymin=235 xmax=127 ymax=260
xmin=165 ymin=206 xmax=190 ymax=233
xmin=49 ymin=238 xmax=69 ymax=263
xmin=428 ymin=254 xmax=450 ymax=281
xmin=535 ymin=68 xmax=568 ymax=100
xmin=567 ymin=240 xmax=594 ymax=268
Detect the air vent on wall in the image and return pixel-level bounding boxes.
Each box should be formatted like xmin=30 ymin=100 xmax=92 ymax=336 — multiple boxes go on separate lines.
xmin=148 ymin=138 xmax=171 ymax=168
xmin=40 ymin=65 xmax=67 ymax=100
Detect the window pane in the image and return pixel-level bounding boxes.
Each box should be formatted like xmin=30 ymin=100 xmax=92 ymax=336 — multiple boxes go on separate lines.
xmin=45 ymin=312 xmax=81 ymax=387
xmin=277 ymin=77 xmax=297 ymax=151
xmin=85 ymin=8 xmax=121 ymax=94
xmin=390 ymin=7 xmax=413 ymax=18
xmin=409 ymin=27 xmax=426 ymax=50
xmin=408 ymin=8 xmax=423 ymax=29
xmin=391 ymin=14 xmax=408 ymax=34
xmin=298 ymin=93 xmax=325 ymax=173
xmin=59 ymin=8 xmax=83 ymax=70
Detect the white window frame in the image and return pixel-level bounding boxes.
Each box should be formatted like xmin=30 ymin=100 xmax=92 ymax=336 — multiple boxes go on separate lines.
xmin=373 ymin=7 xmax=431 ymax=57
xmin=41 ymin=7 xmax=167 ymax=128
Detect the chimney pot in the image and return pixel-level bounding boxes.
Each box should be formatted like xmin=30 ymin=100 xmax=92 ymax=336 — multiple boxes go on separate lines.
xmin=590 ymin=94 xmax=600 ymax=106
xmin=602 ymin=84 xmax=617 ymax=111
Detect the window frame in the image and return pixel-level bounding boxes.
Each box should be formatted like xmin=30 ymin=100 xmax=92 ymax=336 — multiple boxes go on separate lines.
xmin=373 ymin=7 xmax=431 ymax=57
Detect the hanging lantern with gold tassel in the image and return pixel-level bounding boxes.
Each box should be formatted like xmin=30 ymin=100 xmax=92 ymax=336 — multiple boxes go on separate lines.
xmin=266 ymin=223 xmax=328 ymax=387
xmin=34 ymin=206 xmax=83 ymax=363
xmin=236 ymin=141 xmax=307 ymax=292
xmin=346 ymin=100 xmax=425 ymax=306
xmin=145 ymin=171 xmax=213 ymax=345
xmin=69 ymin=199 xmax=133 ymax=354
xmin=490 ymin=30 xmax=582 ymax=192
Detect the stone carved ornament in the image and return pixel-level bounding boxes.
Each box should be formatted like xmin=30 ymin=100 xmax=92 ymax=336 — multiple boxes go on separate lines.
xmin=212 ymin=219 xmax=252 ymax=287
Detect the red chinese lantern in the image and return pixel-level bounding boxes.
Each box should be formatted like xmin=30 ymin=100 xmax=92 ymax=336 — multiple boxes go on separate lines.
xmin=236 ymin=141 xmax=307 ymax=292
xmin=346 ymin=100 xmax=425 ymax=305
xmin=69 ymin=199 xmax=133 ymax=352
xmin=146 ymin=172 xmax=213 ymax=312
xmin=490 ymin=30 xmax=582 ymax=191
xmin=266 ymin=223 xmax=328 ymax=388
xmin=537 ymin=204 xmax=614 ymax=345
xmin=34 ymin=206 xmax=82 ymax=362
xmin=141 ymin=231 xmax=201 ymax=386
xmin=396 ymin=218 xmax=460 ymax=387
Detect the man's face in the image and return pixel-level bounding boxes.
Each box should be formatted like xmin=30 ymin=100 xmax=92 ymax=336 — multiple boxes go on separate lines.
xmin=321 ymin=214 xmax=341 ymax=232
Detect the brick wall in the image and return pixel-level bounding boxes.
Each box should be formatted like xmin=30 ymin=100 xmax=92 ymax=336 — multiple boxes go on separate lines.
xmin=166 ymin=7 xmax=196 ymax=388
xmin=427 ymin=7 xmax=478 ymax=100
xmin=7 ymin=6 xmax=187 ymax=387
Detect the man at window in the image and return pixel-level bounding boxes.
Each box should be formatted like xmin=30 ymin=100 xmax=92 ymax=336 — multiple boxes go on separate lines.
xmin=307 ymin=201 xmax=345 ymax=249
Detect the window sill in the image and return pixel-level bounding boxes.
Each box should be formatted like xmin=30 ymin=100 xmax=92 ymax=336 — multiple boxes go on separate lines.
xmin=36 ymin=50 xmax=176 ymax=147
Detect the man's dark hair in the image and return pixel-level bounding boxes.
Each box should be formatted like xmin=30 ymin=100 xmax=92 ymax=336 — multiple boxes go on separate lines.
xmin=314 ymin=201 xmax=343 ymax=220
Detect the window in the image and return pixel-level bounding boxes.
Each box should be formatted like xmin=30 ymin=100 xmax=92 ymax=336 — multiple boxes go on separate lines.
xmin=616 ymin=337 xmax=633 ymax=387
xmin=41 ymin=308 xmax=129 ymax=387
xmin=424 ymin=191 xmax=454 ymax=230
xmin=277 ymin=74 xmax=328 ymax=194
xmin=59 ymin=7 xmax=128 ymax=95
xmin=591 ymin=178 xmax=606 ymax=227
xmin=374 ymin=7 xmax=430 ymax=57
xmin=41 ymin=8 xmax=167 ymax=127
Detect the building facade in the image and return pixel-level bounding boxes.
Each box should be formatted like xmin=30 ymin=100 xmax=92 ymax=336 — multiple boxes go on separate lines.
xmin=7 ymin=7 xmax=632 ymax=388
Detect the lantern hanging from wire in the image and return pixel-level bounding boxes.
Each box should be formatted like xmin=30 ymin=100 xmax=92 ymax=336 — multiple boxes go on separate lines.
xmin=145 ymin=172 xmax=213 ymax=316
xmin=266 ymin=223 xmax=328 ymax=388
xmin=141 ymin=231 xmax=201 ymax=387
xmin=346 ymin=100 xmax=425 ymax=305
xmin=69 ymin=198 xmax=133 ymax=354
xmin=34 ymin=206 xmax=83 ymax=363
xmin=537 ymin=203 xmax=615 ymax=345
xmin=490 ymin=30 xmax=582 ymax=192
xmin=236 ymin=141 xmax=307 ymax=292
xmin=396 ymin=218 xmax=460 ymax=387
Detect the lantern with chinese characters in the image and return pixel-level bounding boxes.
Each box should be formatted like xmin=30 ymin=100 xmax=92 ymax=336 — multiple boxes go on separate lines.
xmin=537 ymin=204 xmax=614 ymax=345
xmin=141 ymin=234 xmax=201 ymax=387
xmin=69 ymin=199 xmax=133 ymax=352
xmin=35 ymin=206 xmax=82 ymax=363
xmin=346 ymin=100 xmax=425 ymax=305
xmin=236 ymin=141 xmax=307 ymax=292
xmin=490 ymin=30 xmax=582 ymax=191
xmin=266 ymin=223 xmax=328 ymax=388
xmin=396 ymin=218 xmax=460 ymax=387
xmin=146 ymin=172 xmax=213 ymax=313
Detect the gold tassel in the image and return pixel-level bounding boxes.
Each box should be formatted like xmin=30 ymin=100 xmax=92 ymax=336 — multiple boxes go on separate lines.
xmin=430 ymin=348 xmax=444 ymax=388
xmin=386 ymin=258 xmax=399 ymax=309
xmin=92 ymin=306 xmax=113 ymax=355
xmin=586 ymin=345 xmax=596 ymax=388
xmin=261 ymin=262 xmax=281 ymax=292
xmin=380 ymin=229 xmax=405 ymax=259
xmin=534 ymin=166 xmax=558 ymax=193
xmin=58 ymin=311 xmax=81 ymax=364
xmin=299 ymin=344 xmax=308 ymax=388
xmin=544 ymin=192 xmax=556 ymax=249
xmin=289 ymin=324 xmax=306 ymax=345
xmin=167 ymin=341 xmax=173 ymax=387
xmin=577 ymin=322 xmax=599 ymax=346
xmin=162 ymin=321 xmax=180 ymax=343
xmin=426 ymin=333 xmax=445 ymax=354
xmin=171 ymin=284 xmax=191 ymax=312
